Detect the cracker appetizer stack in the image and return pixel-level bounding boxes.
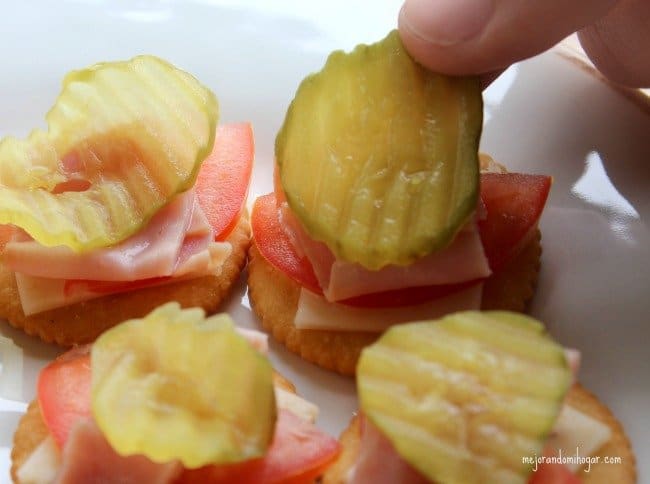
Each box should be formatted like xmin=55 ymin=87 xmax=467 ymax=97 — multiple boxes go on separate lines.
xmin=323 ymin=312 xmax=636 ymax=484
xmin=0 ymin=57 xmax=253 ymax=345
xmin=11 ymin=303 xmax=340 ymax=483
xmin=249 ymin=31 xmax=550 ymax=374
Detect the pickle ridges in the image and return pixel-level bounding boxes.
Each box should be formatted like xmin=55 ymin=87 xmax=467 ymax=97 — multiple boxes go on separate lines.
xmin=0 ymin=55 xmax=218 ymax=251
xmin=357 ymin=311 xmax=572 ymax=484
xmin=276 ymin=30 xmax=481 ymax=270
xmin=91 ymin=303 xmax=276 ymax=468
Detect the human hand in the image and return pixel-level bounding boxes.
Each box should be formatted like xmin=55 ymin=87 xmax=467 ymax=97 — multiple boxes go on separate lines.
xmin=398 ymin=0 xmax=650 ymax=88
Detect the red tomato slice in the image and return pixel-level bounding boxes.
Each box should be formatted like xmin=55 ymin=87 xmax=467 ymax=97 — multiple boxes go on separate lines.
xmin=37 ymin=346 xmax=92 ymax=449
xmin=251 ymin=194 xmax=321 ymax=294
xmin=179 ymin=410 xmax=340 ymax=484
xmin=195 ymin=122 xmax=254 ymax=241
xmin=528 ymin=463 xmax=582 ymax=484
xmin=252 ymin=173 xmax=551 ymax=308
xmin=479 ymin=173 xmax=551 ymax=271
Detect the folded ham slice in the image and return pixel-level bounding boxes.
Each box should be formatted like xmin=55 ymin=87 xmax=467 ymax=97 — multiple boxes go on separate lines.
xmin=279 ymin=202 xmax=491 ymax=302
xmin=348 ymin=416 xmax=429 ymax=484
xmin=4 ymin=189 xmax=207 ymax=281
xmin=55 ymin=419 xmax=182 ymax=484
xmin=5 ymin=190 xmax=230 ymax=315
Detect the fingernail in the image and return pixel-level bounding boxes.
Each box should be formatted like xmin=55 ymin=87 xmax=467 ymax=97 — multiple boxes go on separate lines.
xmin=401 ymin=0 xmax=494 ymax=46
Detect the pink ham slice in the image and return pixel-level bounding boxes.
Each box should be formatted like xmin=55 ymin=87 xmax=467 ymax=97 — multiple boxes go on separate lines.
xmin=279 ymin=202 xmax=491 ymax=302
xmin=4 ymin=189 xmax=209 ymax=281
xmin=348 ymin=416 xmax=429 ymax=484
xmin=55 ymin=419 xmax=181 ymax=484
xmin=8 ymin=190 xmax=222 ymax=315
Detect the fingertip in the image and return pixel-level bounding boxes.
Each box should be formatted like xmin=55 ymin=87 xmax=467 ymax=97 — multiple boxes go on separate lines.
xmin=399 ymin=0 xmax=493 ymax=47
xmin=398 ymin=0 xmax=494 ymax=75
xmin=578 ymin=0 xmax=650 ymax=88
xmin=398 ymin=0 xmax=617 ymax=77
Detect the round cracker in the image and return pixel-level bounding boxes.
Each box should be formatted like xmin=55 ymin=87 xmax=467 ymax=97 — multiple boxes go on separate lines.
xmin=247 ymin=230 xmax=541 ymax=376
xmin=10 ymin=401 xmax=49 ymax=484
xmin=10 ymin=371 xmax=296 ymax=483
xmin=0 ymin=215 xmax=250 ymax=346
xmin=322 ymin=385 xmax=636 ymax=484
xmin=565 ymin=385 xmax=637 ymax=483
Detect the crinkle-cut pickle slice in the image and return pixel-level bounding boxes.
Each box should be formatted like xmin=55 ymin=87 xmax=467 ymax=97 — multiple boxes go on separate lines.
xmin=0 ymin=55 xmax=218 ymax=251
xmin=91 ymin=303 xmax=276 ymax=468
xmin=276 ymin=30 xmax=482 ymax=270
xmin=357 ymin=311 xmax=572 ymax=484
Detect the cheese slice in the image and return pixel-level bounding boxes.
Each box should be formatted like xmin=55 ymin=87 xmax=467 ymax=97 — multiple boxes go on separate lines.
xmin=275 ymin=387 xmax=319 ymax=423
xmin=16 ymin=435 xmax=61 ymax=484
xmin=293 ymin=284 xmax=483 ymax=332
xmin=547 ymin=404 xmax=612 ymax=472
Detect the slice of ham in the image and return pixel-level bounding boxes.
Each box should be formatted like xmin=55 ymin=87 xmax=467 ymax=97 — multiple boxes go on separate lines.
xmin=14 ymin=241 xmax=231 ymax=315
xmin=279 ymin=202 xmax=491 ymax=302
xmin=4 ymin=189 xmax=210 ymax=281
xmin=55 ymin=419 xmax=182 ymax=484
xmin=7 ymin=190 xmax=229 ymax=315
xmin=348 ymin=416 xmax=429 ymax=484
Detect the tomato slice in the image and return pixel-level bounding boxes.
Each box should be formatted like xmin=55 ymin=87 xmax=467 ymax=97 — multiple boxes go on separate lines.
xmin=195 ymin=122 xmax=254 ymax=241
xmin=37 ymin=346 xmax=92 ymax=449
xmin=479 ymin=173 xmax=551 ymax=271
xmin=251 ymin=194 xmax=321 ymax=294
xmin=528 ymin=463 xmax=582 ymax=484
xmin=178 ymin=410 xmax=340 ymax=484
xmin=252 ymin=173 xmax=551 ymax=308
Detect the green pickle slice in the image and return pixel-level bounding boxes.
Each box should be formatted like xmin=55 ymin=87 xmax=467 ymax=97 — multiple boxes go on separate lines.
xmin=357 ymin=311 xmax=572 ymax=484
xmin=91 ymin=303 xmax=276 ymax=468
xmin=276 ymin=30 xmax=482 ymax=270
xmin=0 ymin=55 xmax=218 ymax=251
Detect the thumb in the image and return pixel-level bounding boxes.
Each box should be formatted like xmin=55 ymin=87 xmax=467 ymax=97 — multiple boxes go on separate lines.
xmin=398 ymin=0 xmax=617 ymax=75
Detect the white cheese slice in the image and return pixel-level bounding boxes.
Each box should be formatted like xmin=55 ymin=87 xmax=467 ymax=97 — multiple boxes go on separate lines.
xmin=294 ymin=284 xmax=483 ymax=332
xmin=547 ymin=404 xmax=612 ymax=472
xmin=0 ymin=335 xmax=23 ymax=401
xmin=16 ymin=435 xmax=61 ymax=484
xmin=275 ymin=387 xmax=319 ymax=423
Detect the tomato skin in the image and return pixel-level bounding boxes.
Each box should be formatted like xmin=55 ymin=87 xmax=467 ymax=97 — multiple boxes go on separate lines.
xmin=195 ymin=122 xmax=254 ymax=241
xmin=479 ymin=173 xmax=551 ymax=272
xmin=528 ymin=463 xmax=582 ymax=484
xmin=252 ymin=194 xmax=322 ymax=295
xmin=178 ymin=410 xmax=340 ymax=484
xmin=37 ymin=346 xmax=92 ymax=449
xmin=252 ymin=173 xmax=552 ymax=308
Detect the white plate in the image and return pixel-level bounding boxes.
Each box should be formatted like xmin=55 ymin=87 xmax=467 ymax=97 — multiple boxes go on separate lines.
xmin=1 ymin=1 xmax=648 ymax=482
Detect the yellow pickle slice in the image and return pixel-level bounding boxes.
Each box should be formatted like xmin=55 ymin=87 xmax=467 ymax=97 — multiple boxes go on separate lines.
xmin=91 ymin=303 xmax=276 ymax=468
xmin=276 ymin=30 xmax=482 ymax=270
xmin=357 ymin=311 xmax=572 ymax=484
xmin=0 ymin=55 xmax=218 ymax=251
